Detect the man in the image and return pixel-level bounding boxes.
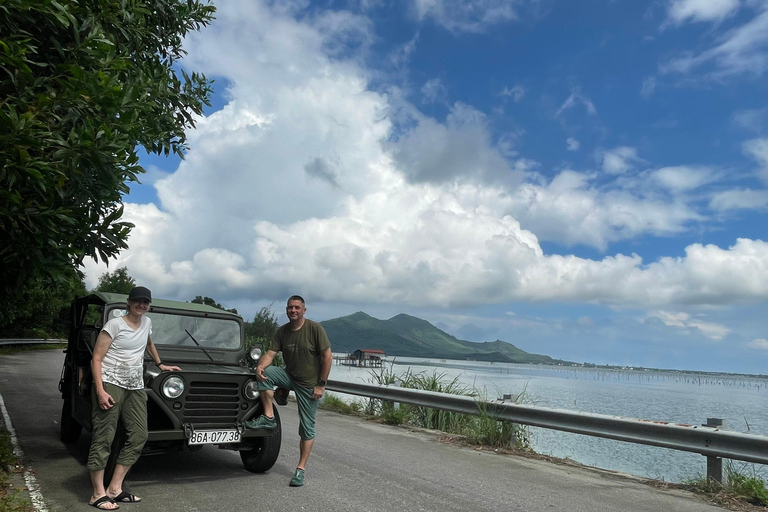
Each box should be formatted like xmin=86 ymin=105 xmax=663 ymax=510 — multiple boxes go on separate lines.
xmin=245 ymin=295 xmax=332 ymax=487
xmin=87 ymin=286 xmax=181 ymax=510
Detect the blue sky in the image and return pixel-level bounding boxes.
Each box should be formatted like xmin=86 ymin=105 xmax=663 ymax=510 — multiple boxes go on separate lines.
xmin=85 ymin=0 xmax=768 ymax=374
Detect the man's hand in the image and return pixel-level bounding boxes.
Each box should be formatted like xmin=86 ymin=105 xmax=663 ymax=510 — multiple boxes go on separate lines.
xmin=312 ymin=385 xmax=326 ymax=400
xmin=255 ymin=366 xmax=267 ymax=381
xmin=97 ymin=389 xmax=115 ymax=410
xmin=159 ymin=363 xmax=182 ymax=372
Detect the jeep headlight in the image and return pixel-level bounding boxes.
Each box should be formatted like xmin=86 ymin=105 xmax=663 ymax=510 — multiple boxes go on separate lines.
xmin=243 ymin=379 xmax=260 ymax=400
xmin=249 ymin=346 xmax=262 ymax=363
xmin=162 ymin=375 xmax=185 ymax=399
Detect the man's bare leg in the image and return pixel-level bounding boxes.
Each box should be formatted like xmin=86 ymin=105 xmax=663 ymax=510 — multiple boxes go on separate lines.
xmin=297 ymin=438 xmax=314 ymax=470
xmin=89 ymin=470 xmax=118 ymax=510
xmin=260 ymin=389 xmax=275 ymax=417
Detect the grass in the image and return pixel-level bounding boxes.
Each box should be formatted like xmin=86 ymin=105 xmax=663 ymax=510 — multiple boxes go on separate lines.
xmin=344 ymin=366 xmax=532 ymax=451
xmin=682 ymin=461 xmax=768 ymax=508
xmin=0 ymin=428 xmax=33 ymax=512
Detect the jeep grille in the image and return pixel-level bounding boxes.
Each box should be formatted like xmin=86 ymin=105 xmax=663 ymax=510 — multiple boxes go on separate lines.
xmin=183 ymin=381 xmax=240 ymax=426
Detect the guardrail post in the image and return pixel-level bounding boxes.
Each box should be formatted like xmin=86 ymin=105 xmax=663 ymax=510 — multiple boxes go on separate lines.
xmin=705 ymin=418 xmax=725 ymax=484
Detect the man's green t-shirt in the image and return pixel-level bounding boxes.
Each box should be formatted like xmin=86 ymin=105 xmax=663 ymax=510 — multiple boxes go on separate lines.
xmin=270 ymin=319 xmax=331 ymax=388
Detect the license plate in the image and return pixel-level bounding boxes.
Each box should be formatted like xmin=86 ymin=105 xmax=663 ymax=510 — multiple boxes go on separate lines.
xmin=188 ymin=429 xmax=241 ymax=445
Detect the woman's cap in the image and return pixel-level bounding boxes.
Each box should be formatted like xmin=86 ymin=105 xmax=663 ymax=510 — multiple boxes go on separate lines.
xmin=128 ymin=286 xmax=152 ymax=302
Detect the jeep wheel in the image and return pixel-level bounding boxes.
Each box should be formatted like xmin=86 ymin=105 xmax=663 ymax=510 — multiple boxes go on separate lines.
xmin=240 ymin=409 xmax=282 ymax=473
xmin=60 ymin=396 xmax=82 ymax=443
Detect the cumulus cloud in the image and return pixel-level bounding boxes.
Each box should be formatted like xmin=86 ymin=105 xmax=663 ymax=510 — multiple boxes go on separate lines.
xmin=390 ymin=102 xmax=525 ymax=184
xmin=665 ymin=0 xmax=740 ymax=25
xmin=83 ymin=1 xmax=768 ymax=317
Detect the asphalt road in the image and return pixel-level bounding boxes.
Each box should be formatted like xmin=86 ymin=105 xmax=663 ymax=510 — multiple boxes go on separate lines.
xmin=0 ymin=350 xmax=724 ymax=512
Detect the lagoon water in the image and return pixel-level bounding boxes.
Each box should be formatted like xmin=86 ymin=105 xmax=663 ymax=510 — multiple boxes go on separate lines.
xmin=329 ymin=356 xmax=768 ymax=482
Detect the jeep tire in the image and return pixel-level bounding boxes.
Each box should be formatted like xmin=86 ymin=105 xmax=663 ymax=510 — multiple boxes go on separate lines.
xmin=240 ymin=409 xmax=282 ymax=473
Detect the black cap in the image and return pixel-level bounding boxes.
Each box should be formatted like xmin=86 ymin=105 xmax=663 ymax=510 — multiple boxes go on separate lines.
xmin=128 ymin=286 xmax=152 ymax=303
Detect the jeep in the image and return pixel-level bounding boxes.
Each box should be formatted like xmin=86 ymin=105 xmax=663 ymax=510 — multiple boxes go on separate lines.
xmin=58 ymin=292 xmax=281 ymax=474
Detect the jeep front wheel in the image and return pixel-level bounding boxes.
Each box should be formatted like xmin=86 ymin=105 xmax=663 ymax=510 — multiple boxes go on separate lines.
xmin=240 ymin=409 xmax=282 ymax=473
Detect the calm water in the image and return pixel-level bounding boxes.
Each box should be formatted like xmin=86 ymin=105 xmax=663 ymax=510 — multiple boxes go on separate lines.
xmin=328 ymin=356 xmax=768 ymax=482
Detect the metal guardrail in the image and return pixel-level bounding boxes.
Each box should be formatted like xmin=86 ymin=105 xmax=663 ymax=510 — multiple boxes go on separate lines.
xmin=0 ymin=339 xmax=66 ymax=347
xmin=327 ymin=379 xmax=768 ymax=480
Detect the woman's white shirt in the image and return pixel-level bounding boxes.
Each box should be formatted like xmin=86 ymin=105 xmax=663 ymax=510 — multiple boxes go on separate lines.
xmin=100 ymin=315 xmax=152 ymax=390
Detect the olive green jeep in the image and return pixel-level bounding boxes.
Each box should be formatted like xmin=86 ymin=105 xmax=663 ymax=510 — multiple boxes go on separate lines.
xmin=58 ymin=292 xmax=281 ymax=474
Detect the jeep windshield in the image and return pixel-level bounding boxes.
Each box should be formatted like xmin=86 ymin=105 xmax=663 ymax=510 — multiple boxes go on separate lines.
xmin=104 ymin=307 xmax=241 ymax=350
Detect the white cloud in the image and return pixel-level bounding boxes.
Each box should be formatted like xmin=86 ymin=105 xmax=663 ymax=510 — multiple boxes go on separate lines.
xmin=556 ymin=89 xmax=597 ymax=117
xmin=661 ymin=7 xmax=768 ymax=79
xmin=665 ymin=0 xmax=740 ymax=25
xmin=640 ymin=76 xmax=657 ymax=98
xmin=710 ymin=188 xmax=768 ymax=210
xmin=507 ymin=170 xmax=702 ymax=250
xmin=749 ymin=338 xmax=768 ymax=350
xmin=422 ymin=78 xmax=448 ymax=103
xmin=649 ymin=310 xmax=730 ymax=341
xmin=390 ymin=102 xmax=525 ymax=184
xmin=648 ymin=165 xmax=719 ymax=192
xmin=566 ymin=137 xmax=580 ymax=151
xmin=501 ymin=84 xmax=525 ymax=102
xmin=411 ymin=0 xmax=520 ymax=33
xmin=84 ymin=1 xmax=768 ymax=316
xmin=600 ymin=146 xmax=643 ymax=174
xmin=743 ymin=137 xmax=768 ymax=181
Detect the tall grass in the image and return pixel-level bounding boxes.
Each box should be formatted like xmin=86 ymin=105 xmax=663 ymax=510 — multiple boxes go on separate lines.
xmin=365 ymin=367 xmax=530 ymax=450
xmin=684 ymin=461 xmax=768 ymax=506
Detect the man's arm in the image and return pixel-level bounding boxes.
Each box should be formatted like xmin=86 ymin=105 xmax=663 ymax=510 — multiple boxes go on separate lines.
xmin=312 ymin=347 xmax=333 ymax=400
xmin=146 ymin=335 xmax=181 ymax=372
xmin=91 ymin=331 xmax=115 ymax=410
xmin=255 ymin=349 xmax=277 ymax=381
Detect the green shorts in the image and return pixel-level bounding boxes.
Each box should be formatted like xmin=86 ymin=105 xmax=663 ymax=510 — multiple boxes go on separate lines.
xmin=258 ymin=366 xmax=319 ymax=440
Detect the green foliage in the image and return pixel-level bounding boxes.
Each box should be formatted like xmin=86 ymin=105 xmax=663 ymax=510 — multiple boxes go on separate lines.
xmin=320 ymin=393 xmax=364 ymax=416
xmin=0 ymin=0 xmax=215 ymax=298
xmin=364 ymin=367 xmax=531 ymax=449
xmin=245 ymin=306 xmax=278 ymax=341
xmin=686 ymin=462 xmax=768 ymax=506
xmin=191 ymin=296 xmax=237 ymax=314
xmin=0 ymin=427 xmax=33 ymax=512
xmin=0 ymin=265 xmax=86 ymax=336
xmin=245 ymin=335 xmax=284 ymax=368
xmin=95 ymin=267 xmax=135 ymax=294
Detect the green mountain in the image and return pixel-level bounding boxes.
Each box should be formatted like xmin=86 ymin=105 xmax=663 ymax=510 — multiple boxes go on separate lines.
xmin=321 ymin=312 xmax=571 ymax=365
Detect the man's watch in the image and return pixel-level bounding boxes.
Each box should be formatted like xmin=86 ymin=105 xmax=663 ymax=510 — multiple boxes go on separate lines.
xmin=318 ymin=379 xmax=327 ymax=387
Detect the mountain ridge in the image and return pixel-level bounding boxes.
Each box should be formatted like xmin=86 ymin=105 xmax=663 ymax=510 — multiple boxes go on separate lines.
xmin=320 ymin=312 xmax=572 ymax=365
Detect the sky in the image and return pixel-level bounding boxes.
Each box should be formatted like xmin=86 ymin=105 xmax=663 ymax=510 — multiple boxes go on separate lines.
xmin=83 ymin=0 xmax=768 ymax=374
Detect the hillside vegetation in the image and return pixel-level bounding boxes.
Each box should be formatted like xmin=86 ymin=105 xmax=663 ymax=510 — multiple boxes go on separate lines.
xmin=321 ymin=312 xmax=572 ymax=365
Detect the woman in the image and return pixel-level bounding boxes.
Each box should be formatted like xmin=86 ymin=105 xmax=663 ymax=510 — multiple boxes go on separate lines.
xmin=87 ymin=286 xmax=180 ymax=510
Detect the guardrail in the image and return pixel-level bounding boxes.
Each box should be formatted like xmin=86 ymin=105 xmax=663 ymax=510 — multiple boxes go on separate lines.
xmin=0 ymin=339 xmax=66 ymax=347
xmin=327 ymin=379 xmax=768 ymax=482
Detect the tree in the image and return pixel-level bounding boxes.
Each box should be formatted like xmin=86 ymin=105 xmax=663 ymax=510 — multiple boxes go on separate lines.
xmin=0 ymin=265 xmax=86 ymax=338
xmin=191 ymin=296 xmax=238 ymax=314
xmin=95 ymin=267 xmax=135 ymax=294
xmin=0 ymin=1 xmax=215 ymax=299
xmin=245 ymin=306 xmax=279 ymax=341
